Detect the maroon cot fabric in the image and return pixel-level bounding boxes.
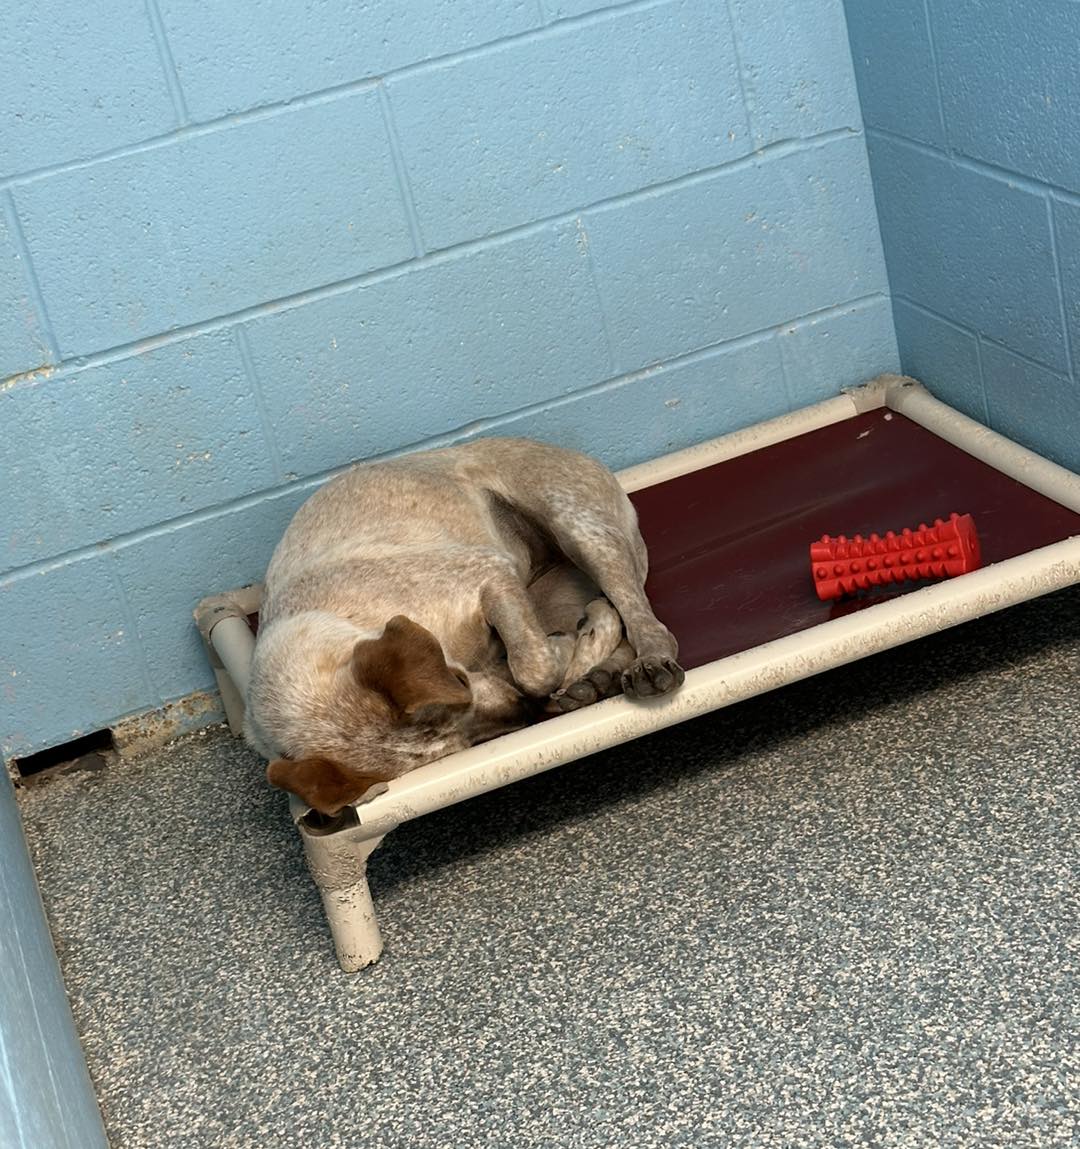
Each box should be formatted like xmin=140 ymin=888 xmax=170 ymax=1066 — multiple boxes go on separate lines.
xmin=630 ymin=410 xmax=1080 ymax=670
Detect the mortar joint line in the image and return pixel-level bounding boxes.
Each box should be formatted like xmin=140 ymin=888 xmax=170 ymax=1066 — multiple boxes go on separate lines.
xmin=575 ymin=216 xmax=618 ymax=376
xmin=969 ymin=333 xmax=993 ymax=427
xmin=144 ymin=0 xmax=191 ymax=126
xmin=0 ymin=127 xmax=856 ymax=395
xmin=377 ymin=83 xmax=426 ymax=258
xmin=1 ymin=190 xmax=61 ymax=365
xmin=722 ymin=0 xmax=757 ymax=146
xmin=1046 ymin=197 xmax=1076 ymax=382
xmin=234 ymin=325 xmax=285 ymax=484
xmin=920 ymin=0 xmax=949 ymax=149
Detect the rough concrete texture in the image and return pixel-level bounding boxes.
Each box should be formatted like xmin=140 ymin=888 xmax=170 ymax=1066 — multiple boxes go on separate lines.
xmin=18 ymin=586 xmax=1080 ymax=1148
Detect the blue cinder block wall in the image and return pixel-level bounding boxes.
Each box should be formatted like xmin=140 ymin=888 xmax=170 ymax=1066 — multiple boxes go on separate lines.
xmin=845 ymin=0 xmax=1080 ymax=473
xmin=0 ymin=0 xmax=896 ymax=758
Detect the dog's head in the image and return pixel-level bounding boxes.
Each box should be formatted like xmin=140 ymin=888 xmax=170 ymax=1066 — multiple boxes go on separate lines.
xmin=264 ymin=615 xmax=532 ymax=815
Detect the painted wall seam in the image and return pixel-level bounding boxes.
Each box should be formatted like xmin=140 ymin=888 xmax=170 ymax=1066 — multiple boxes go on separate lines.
xmin=574 ymin=217 xmax=618 ymax=377
xmin=721 ymin=0 xmax=757 ymax=144
xmin=143 ymin=0 xmax=190 ymax=126
xmin=867 ymin=124 xmax=1080 ymax=212
xmin=233 ymin=326 xmax=285 ymax=485
xmin=920 ymin=0 xmax=949 ymax=146
xmin=1 ymin=192 xmax=60 ymax=365
xmin=1047 ymin=197 xmax=1076 ymax=380
xmin=377 ymin=85 xmax=427 ymax=258
xmin=971 ymin=329 xmax=991 ymax=426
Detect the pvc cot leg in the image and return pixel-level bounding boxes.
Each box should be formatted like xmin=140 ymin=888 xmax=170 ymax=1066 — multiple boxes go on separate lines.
xmin=299 ymin=824 xmax=387 ymax=972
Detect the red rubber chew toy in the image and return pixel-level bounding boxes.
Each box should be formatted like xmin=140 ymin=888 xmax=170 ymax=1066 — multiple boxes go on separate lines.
xmin=810 ymin=513 xmax=981 ymax=601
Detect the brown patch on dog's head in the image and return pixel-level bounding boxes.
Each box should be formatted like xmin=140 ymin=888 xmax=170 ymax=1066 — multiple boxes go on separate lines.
xmin=351 ymin=614 xmax=472 ymax=724
xmin=266 ymin=756 xmax=386 ymax=815
xmin=264 ymin=617 xmax=476 ymax=813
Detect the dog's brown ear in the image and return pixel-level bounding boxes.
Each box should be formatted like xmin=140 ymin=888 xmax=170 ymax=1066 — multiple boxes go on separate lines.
xmin=266 ymin=757 xmax=386 ymax=815
xmin=351 ymin=615 xmax=471 ymax=721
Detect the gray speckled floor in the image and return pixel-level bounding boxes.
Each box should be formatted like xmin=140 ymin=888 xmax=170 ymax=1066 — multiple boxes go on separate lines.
xmin=18 ymin=587 xmax=1080 ymax=1149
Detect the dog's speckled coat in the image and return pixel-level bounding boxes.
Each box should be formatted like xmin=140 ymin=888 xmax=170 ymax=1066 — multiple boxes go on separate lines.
xmin=247 ymin=437 xmax=682 ymax=812
xmin=18 ymin=586 xmax=1080 ymax=1149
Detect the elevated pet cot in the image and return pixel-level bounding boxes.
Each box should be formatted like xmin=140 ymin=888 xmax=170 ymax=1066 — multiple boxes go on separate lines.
xmin=195 ymin=376 xmax=1080 ymax=971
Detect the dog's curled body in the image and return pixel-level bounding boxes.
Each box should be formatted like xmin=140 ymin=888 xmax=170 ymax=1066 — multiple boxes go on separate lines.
xmin=246 ymin=438 xmax=684 ymax=813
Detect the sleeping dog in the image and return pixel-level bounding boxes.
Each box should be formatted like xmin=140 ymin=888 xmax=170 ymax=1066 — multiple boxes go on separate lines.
xmin=245 ymin=437 xmax=684 ymax=814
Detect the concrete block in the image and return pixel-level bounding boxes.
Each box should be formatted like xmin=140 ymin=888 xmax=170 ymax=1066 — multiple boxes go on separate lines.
xmin=114 ymin=487 xmax=311 ymax=701
xmin=245 ymin=224 xmax=611 ymax=477
xmin=778 ymin=297 xmax=900 ymax=406
xmin=867 ymin=133 xmax=1067 ymax=372
xmin=933 ymin=0 xmax=1080 ymax=194
xmin=732 ymin=0 xmax=862 ymax=146
xmin=159 ymin=0 xmax=538 ymax=119
xmin=1 ymin=332 xmax=275 ymax=575
xmin=0 ymin=558 xmax=152 ymax=759
xmin=0 ymin=0 xmax=175 ymax=177
xmin=389 ymin=0 xmax=748 ymax=248
xmin=14 ymin=92 xmax=412 ymax=356
xmin=482 ymin=336 xmax=788 ymax=471
xmin=0 ymin=214 xmax=53 ymax=379
xmin=892 ymin=299 xmax=986 ymax=423
xmin=588 ymin=135 xmax=888 ymax=372
xmin=844 ymin=0 xmax=946 ymax=147
xmin=980 ymin=341 xmax=1080 ymax=473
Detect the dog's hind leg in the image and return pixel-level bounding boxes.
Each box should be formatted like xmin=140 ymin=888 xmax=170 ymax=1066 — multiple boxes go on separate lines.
xmin=558 ymin=596 xmax=623 ymax=688
xmin=550 ymin=637 xmax=636 ymax=713
xmin=527 ymin=564 xmax=626 ymax=708
xmin=480 ymin=569 xmax=569 ymax=698
xmin=528 ymin=503 xmax=684 ymax=699
xmin=549 ymin=610 xmax=640 ymax=713
xmin=468 ymin=439 xmax=685 ymax=698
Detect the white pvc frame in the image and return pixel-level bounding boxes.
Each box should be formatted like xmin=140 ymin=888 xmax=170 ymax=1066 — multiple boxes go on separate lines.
xmin=206 ymin=376 xmax=1080 ymax=971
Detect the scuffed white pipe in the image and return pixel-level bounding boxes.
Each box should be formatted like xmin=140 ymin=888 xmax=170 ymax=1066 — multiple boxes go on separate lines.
xmin=616 ymin=390 xmax=871 ymax=492
xmin=208 ymin=614 xmax=257 ymax=701
xmin=300 ymin=829 xmax=386 ymax=972
xmin=884 ymin=377 xmax=1080 ymax=512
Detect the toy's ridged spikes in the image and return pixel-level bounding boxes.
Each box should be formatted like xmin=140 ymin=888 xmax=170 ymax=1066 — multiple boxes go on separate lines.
xmin=810 ymin=513 xmax=981 ymax=601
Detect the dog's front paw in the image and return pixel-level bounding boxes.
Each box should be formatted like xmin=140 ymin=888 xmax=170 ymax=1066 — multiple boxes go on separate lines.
xmin=621 ymin=655 xmax=685 ymax=699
